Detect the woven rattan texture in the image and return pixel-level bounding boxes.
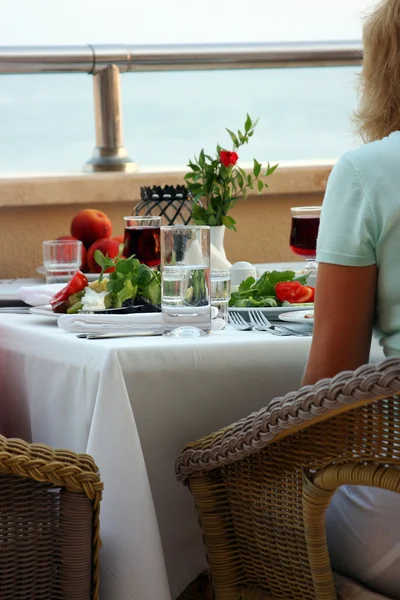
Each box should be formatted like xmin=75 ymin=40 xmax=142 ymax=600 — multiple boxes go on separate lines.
xmin=176 ymin=358 xmax=400 ymax=600
xmin=0 ymin=436 xmax=103 ymax=599
xmin=178 ymin=571 xmax=213 ymax=600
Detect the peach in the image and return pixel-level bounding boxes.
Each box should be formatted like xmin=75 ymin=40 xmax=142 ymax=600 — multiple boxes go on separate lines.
xmin=71 ymin=209 xmax=112 ymax=249
xmin=87 ymin=237 xmax=121 ymax=273
xmin=56 ymin=235 xmax=87 ymax=271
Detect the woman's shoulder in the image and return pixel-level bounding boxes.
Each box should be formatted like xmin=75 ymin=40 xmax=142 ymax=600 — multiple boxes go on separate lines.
xmin=341 ymin=132 xmax=400 ymax=175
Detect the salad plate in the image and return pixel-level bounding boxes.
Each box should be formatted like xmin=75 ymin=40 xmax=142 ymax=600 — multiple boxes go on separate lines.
xmin=29 ymin=304 xmax=162 ymax=319
xmin=29 ymin=305 xmax=59 ymax=319
xmin=279 ymin=310 xmax=314 ymax=325
xmin=229 ymin=268 xmax=314 ymax=320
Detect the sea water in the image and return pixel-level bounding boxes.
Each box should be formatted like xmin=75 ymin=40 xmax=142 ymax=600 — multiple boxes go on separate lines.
xmin=0 ymin=66 xmax=360 ymax=173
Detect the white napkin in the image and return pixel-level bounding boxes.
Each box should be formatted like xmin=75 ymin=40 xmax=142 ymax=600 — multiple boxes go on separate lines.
xmin=185 ymin=239 xmax=204 ymax=265
xmin=58 ymin=312 xmax=163 ymax=334
xmin=211 ymin=244 xmax=231 ymax=270
xmin=58 ymin=307 xmax=223 ymax=334
xmin=185 ymin=238 xmax=231 ymax=270
xmin=18 ymin=284 xmax=64 ymax=307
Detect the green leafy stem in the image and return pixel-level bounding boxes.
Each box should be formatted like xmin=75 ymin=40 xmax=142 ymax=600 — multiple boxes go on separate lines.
xmin=184 ymin=114 xmax=278 ymax=231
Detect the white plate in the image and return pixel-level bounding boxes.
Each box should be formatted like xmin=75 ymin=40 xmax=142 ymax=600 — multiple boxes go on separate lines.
xmin=36 ymin=266 xmax=99 ymax=283
xmin=29 ymin=305 xmax=59 ymax=319
xmin=0 ymin=307 xmax=31 ymax=314
xmin=279 ymin=310 xmax=314 ymax=324
xmin=228 ymin=304 xmax=314 ymax=320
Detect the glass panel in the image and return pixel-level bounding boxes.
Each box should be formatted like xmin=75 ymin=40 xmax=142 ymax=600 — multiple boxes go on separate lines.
xmin=0 ymin=66 xmax=360 ymax=173
xmin=124 ymin=67 xmax=360 ymax=167
xmin=0 ymin=74 xmax=94 ymax=173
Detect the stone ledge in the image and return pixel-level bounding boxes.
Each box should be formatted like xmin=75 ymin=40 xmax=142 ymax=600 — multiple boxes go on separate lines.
xmin=0 ymin=160 xmax=335 ymax=208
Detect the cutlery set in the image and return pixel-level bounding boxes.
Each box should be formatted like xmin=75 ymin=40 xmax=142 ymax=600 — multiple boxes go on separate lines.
xmin=77 ymin=311 xmax=310 ymax=339
xmin=229 ymin=310 xmax=312 ymax=337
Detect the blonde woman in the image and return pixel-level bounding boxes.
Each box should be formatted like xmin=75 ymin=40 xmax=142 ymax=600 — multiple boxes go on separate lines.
xmin=303 ymin=0 xmax=400 ymax=596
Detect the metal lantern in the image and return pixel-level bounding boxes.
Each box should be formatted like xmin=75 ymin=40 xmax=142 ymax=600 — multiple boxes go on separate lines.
xmin=134 ymin=185 xmax=199 ymax=225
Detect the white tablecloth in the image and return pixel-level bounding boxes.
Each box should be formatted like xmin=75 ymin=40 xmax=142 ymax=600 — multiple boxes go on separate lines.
xmin=0 ymin=314 xmax=385 ymax=600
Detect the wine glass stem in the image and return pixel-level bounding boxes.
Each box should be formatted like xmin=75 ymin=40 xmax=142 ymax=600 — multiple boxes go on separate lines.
xmin=305 ymin=258 xmax=318 ymax=270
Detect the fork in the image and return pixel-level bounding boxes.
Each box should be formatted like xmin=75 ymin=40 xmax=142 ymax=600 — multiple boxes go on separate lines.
xmin=248 ymin=311 xmax=290 ymax=336
xmin=229 ymin=311 xmax=287 ymax=336
xmin=228 ymin=311 xmax=252 ymax=331
xmin=250 ymin=310 xmax=312 ymax=337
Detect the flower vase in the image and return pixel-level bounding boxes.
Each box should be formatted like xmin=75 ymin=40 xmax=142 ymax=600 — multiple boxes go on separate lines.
xmin=210 ymin=225 xmax=227 ymax=260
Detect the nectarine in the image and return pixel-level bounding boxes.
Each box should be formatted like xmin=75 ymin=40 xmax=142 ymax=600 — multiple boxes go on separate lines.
xmin=87 ymin=238 xmax=121 ymax=273
xmin=71 ymin=209 xmax=112 ymax=249
xmin=56 ymin=235 xmax=87 ymax=271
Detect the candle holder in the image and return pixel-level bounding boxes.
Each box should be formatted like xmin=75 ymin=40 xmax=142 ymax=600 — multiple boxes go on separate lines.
xmin=134 ymin=185 xmax=200 ymax=225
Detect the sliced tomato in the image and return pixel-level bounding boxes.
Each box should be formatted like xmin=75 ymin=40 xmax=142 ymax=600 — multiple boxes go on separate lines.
xmin=304 ymin=285 xmax=315 ymax=303
xmin=50 ymin=270 xmax=88 ymax=306
xmin=275 ymin=281 xmax=301 ymax=303
xmin=275 ymin=281 xmax=314 ymax=304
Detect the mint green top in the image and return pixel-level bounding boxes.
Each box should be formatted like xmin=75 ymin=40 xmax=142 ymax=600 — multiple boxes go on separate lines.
xmin=317 ymin=131 xmax=400 ymax=357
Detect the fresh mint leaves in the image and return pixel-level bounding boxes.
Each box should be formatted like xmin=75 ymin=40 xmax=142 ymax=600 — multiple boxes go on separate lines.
xmin=229 ymin=270 xmax=308 ymax=308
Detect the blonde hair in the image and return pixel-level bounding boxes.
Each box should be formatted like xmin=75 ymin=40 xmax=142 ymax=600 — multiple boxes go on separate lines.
xmin=355 ymin=0 xmax=400 ymax=142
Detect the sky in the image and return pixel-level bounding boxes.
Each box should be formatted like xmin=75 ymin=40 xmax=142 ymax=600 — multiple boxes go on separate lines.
xmin=0 ymin=0 xmax=377 ymax=46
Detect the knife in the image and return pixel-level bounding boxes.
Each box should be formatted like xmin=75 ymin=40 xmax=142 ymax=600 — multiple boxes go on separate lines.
xmin=77 ymin=330 xmax=162 ymax=339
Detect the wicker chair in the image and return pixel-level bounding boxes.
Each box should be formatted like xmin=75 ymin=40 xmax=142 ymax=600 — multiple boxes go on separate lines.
xmin=176 ymin=358 xmax=400 ymax=600
xmin=0 ymin=434 xmax=103 ymax=600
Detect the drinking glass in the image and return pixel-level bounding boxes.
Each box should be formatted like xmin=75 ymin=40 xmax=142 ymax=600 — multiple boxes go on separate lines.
xmin=42 ymin=239 xmax=82 ymax=284
xmin=289 ymin=206 xmax=321 ymax=270
xmin=123 ymin=215 xmax=161 ymax=269
xmin=161 ymin=225 xmax=211 ymax=337
xmin=211 ymin=270 xmax=231 ymax=329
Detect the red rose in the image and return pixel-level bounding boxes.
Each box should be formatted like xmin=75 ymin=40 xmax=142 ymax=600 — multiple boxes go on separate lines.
xmin=219 ymin=150 xmax=239 ymax=167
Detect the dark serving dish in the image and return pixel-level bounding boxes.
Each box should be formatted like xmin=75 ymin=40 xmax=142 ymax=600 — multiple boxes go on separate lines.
xmin=86 ymin=303 xmax=161 ymax=315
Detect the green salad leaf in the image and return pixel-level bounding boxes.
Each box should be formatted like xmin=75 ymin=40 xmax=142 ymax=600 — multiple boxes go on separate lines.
xmin=238 ymin=277 xmax=256 ymax=293
xmin=95 ymin=244 xmax=161 ymax=309
xmin=229 ymin=270 xmax=309 ymax=308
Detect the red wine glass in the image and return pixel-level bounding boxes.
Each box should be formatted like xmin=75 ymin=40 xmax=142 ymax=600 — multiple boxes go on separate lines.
xmin=289 ymin=206 xmax=321 ymax=270
xmin=123 ymin=216 xmax=161 ymax=269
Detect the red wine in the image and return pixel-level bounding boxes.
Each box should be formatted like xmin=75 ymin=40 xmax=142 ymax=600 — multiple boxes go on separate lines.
xmin=123 ymin=226 xmax=161 ymax=268
xmin=290 ymin=216 xmax=320 ymax=257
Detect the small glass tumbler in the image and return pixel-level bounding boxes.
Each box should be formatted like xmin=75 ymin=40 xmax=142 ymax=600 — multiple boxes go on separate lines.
xmin=42 ymin=239 xmax=82 ymax=284
xmin=211 ymin=270 xmax=231 ymax=329
xmin=161 ymin=225 xmax=211 ymax=337
xmin=123 ymin=215 xmax=161 ymax=269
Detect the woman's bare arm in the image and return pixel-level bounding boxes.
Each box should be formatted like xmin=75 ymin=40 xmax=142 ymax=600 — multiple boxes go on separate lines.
xmin=302 ymin=262 xmax=377 ymax=386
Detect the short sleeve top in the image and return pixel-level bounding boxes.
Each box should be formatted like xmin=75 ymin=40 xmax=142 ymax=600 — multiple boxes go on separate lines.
xmin=316 ymin=131 xmax=400 ymax=356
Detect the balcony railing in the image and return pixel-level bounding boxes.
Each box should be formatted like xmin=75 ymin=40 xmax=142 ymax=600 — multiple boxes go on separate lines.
xmin=0 ymin=41 xmax=362 ymax=173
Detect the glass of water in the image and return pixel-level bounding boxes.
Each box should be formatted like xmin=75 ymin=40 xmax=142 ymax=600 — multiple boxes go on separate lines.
xmin=42 ymin=239 xmax=82 ymax=284
xmin=211 ymin=270 xmax=231 ymax=329
xmin=161 ymin=225 xmax=211 ymax=337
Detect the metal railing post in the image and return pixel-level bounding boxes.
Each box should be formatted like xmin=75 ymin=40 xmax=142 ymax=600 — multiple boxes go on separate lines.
xmin=84 ymin=64 xmax=135 ymax=172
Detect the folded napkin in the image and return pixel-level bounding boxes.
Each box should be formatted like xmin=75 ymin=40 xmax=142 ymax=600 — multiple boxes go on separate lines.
xmin=58 ymin=312 xmax=163 ymax=334
xmin=185 ymin=238 xmax=231 ymax=270
xmin=211 ymin=244 xmax=232 ymax=270
xmin=18 ymin=284 xmax=64 ymax=307
xmin=58 ymin=307 xmax=223 ymax=334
